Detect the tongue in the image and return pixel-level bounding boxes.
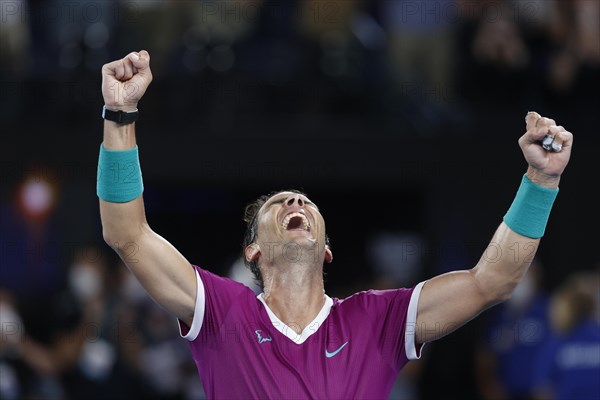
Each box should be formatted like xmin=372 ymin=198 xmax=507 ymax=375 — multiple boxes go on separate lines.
xmin=287 ymin=216 xmax=304 ymax=230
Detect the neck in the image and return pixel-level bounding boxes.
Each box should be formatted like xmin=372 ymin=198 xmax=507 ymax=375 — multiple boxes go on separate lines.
xmin=261 ymin=258 xmax=325 ymax=334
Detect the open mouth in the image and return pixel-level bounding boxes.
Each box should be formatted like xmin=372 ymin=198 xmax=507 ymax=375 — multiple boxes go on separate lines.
xmin=282 ymin=212 xmax=311 ymax=231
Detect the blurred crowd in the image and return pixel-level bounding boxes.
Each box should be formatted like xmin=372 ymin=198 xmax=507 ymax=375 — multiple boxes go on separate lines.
xmin=0 ymin=246 xmax=205 ymax=400
xmin=474 ymin=261 xmax=600 ymax=400
xmin=1 ymin=0 xmax=599 ymax=399
xmin=2 ymin=0 xmax=599 ymax=130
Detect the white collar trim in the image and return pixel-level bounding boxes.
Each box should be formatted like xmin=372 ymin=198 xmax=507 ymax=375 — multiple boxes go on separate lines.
xmin=257 ymin=293 xmax=333 ymax=345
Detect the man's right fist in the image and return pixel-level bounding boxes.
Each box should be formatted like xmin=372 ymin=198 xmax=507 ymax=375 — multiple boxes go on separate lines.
xmin=101 ymin=50 xmax=152 ymax=112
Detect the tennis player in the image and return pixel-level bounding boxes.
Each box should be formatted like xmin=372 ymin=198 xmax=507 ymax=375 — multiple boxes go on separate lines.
xmin=97 ymin=51 xmax=573 ymax=399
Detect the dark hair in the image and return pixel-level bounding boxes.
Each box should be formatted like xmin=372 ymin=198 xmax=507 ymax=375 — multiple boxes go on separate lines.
xmin=241 ymin=189 xmax=330 ymax=290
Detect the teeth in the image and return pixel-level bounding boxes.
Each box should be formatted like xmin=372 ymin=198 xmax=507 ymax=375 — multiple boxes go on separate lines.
xmin=282 ymin=212 xmax=310 ymax=231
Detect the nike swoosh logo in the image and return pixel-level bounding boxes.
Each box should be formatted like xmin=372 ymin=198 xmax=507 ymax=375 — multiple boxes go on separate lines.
xmin=325 ymin=341 xmax=348 ymax=358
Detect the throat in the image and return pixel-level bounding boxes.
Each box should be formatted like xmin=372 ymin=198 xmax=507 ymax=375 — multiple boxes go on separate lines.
xmin=262 ymin=288 xmax=326 ymax=335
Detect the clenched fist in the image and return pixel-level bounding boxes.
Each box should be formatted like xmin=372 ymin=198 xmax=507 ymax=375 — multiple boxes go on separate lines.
xmin=102 ymin=50 xmax=153 ymax=112
xmin=520 ymin=112 xmax=573 ymax=188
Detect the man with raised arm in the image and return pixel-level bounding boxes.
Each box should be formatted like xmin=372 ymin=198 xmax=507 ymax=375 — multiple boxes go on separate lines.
xmin=98 ymin=51 xmax=573 ymax=399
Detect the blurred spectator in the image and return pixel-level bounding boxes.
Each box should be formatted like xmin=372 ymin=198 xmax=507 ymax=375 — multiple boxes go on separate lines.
xmin=457 ymin=0 xmax=534 ymax=109
xmin=299 ymin=0 xmax=370 ymax=81
xmin=461 ymin=0 xmax=600 ymax=108
xmin=295 ymin=0 xmax=388 ymax=117
xmin=471 ymin=1 xmax=531 ymax=71
xmin=0 ymin=286 xmax=82 ymax=399
xmin=380 ymin=0 xmax=467 ymax=133
xmin=0 ymin=0 xmax=30 ymax=77
xmin=383 ymin=0 xmax=458 ymax=90
xmin=60 ymin=248 xmax=146 ymax=399
xmin=472 ymin=16 xmax=528 ymax=70
xmin=475 ymin=259 xmax=551 ymax=400
xmin=1 ymin=247 xmax=171 ymax=400
xmin=546 ymin=0 xmax=600 ymax=93
xmin=532 ymin=271 xmax=600 ymax=400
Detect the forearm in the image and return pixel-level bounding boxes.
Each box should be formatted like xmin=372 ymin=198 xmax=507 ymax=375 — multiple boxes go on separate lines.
xmin=473 ymin=167 xmax=557 ymax=302
xmin=99 ymin=120 xmax=147 ymax=244
xmin=103 ymin=120 xmax=136 ymax=150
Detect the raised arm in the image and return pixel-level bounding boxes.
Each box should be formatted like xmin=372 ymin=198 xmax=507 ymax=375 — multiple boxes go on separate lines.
xmin=415 ymin=112 xmax=573 ymax=344
xmin=99 ymin=51 xmax=196 ymax=326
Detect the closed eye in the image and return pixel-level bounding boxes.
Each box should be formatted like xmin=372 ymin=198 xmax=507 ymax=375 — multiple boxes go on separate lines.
xmin=305 ymin=201 xmax=318 ymax=211
xmin=265 ymin=198 xmax=285 ymax=209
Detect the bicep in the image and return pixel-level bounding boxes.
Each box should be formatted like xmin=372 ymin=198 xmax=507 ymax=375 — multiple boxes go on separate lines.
xmin=415 ymin=269 xmax=495 ymax=344
xmin=117 ymin=225 xmax=197 ymax=325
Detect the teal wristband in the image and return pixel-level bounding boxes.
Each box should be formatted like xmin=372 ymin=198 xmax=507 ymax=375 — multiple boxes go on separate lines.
xmin=97 ymin=144 xmax=144 ymax=202
xmin=503 ymin=174 xmax=558 ymax=238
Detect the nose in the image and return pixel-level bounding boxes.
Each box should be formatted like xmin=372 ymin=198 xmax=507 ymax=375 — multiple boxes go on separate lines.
xmin=286 ymin=195 xmax=304 ymax=207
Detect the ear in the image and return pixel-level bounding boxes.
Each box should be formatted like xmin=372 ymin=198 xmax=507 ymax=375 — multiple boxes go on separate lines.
xmin=245 ymin=244 xmax=260 ymax=263
xmin=325 ymin=246 xmax=333 ymax=263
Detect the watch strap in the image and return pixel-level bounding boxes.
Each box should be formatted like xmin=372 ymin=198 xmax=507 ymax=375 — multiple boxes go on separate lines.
xmin=102 ymin=105 xmax=139 ymax=125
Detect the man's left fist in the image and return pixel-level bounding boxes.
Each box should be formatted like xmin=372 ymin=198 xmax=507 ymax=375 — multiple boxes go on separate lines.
xmin=520 ymin=112 xmax=573 ymax=187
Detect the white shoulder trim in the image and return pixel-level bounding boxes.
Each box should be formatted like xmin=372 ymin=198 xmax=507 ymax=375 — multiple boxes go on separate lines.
xmin=257 ymin=293 xmax=333 ymax=345
xmin=405 ymin=281 xmax=425 ymax=360
xmin=179 ymin=268 xmax=205 ymax=341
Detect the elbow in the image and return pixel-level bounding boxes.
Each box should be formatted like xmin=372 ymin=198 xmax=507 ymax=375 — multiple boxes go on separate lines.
xmin=488 ymin=279 xmax=521 ymax=305
xmin=492 ymin=267 xmax=523 ymax=304
xmin=102 ymin=224 xmax=146 ymax=251
xmin=471 ymin=266 xmax=517 ymax=306
xmin=495 ymin=289 xmax=514 ymax=303
xmin=102 ymin=229 xmax=119 ymax=250
xmin=101 ymin=224 xmax=127 ymax=249
xmin=496 ymin=277 xmax=524 ymax=303
xmin=484 ymin=291 xmax=509 ymax=309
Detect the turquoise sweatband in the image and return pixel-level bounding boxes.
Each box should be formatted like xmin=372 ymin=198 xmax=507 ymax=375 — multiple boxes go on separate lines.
xmin=97 ymin=144 xmax=143 ymax=202
xmin=503 ymin=174 xmax=558 ymax=238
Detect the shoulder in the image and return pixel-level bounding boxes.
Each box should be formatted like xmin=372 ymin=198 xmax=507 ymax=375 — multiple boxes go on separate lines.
xmin=193 ymin=265 xmax=260 ymax=311
xmin=195 ymin=265 xmax=256 ymax=295
xmin=334 ymin=287 xmax=415 ymax=311
xmin=341 ymin=287 xmax=414 ymax=302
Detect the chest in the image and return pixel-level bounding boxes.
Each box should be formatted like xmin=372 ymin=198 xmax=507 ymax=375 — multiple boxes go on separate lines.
xmin=194 ymin=302 xmax=401 ymax=398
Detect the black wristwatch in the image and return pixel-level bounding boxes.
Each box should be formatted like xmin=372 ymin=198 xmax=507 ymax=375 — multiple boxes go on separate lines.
xmin=102 ymin=105 xmax=139 ymax=125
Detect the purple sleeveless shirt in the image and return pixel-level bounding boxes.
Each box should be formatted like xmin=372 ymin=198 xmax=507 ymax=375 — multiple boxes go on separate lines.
xmin=179 ymin=265 xmax=424 ymax=399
